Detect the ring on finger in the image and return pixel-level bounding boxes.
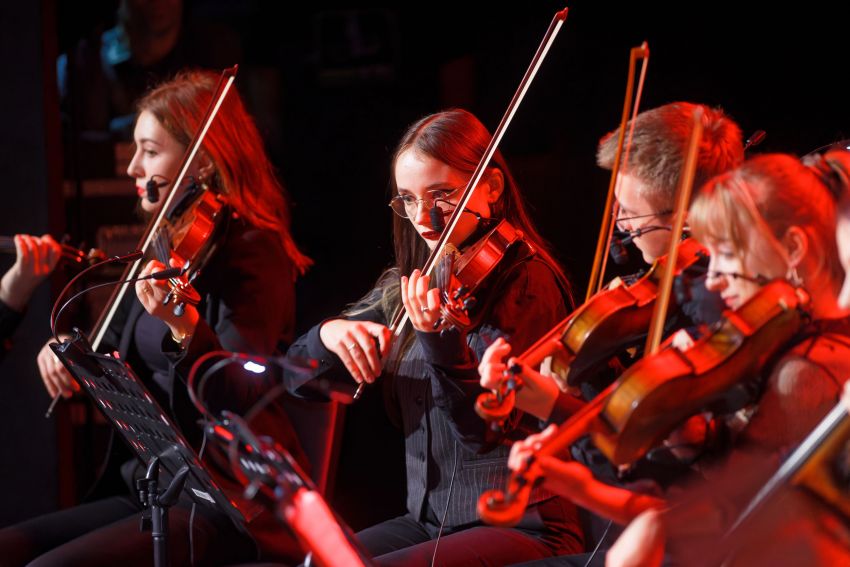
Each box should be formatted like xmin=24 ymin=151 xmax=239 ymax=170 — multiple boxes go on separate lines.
xmin=420 ymin=306 xmax=430 ymax=313
xmin=347 ymin=342 xmax=358 ymax=351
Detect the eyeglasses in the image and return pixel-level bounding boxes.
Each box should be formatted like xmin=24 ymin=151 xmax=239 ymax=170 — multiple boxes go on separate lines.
xmin=389 ymin=187 xmax=462 ymax=219
xmin=613 ymin=209 xmax=673 ymax=227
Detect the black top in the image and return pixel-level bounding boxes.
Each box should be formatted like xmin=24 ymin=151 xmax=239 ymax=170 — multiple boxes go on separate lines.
xmin=286 ymin=253 xmax=574 ymax=528
xmin=92 ymin=218 xmax=304 ymax=559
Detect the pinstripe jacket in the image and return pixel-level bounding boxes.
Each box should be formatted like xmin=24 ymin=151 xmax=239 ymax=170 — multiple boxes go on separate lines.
xmin=288 ymin=255 xmax=573 ymax=528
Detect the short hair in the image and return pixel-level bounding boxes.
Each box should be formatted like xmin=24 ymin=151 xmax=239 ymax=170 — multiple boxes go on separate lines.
xmin=597 ymin=102 xmax=744 ymax=211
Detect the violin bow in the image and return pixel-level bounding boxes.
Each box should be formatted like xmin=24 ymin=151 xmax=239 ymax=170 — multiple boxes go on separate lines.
xmin=46 ymin=66 xmax=239 ymax=418
xmin=586 ymin=42 xmax=650 ymax=301
xmin=643 ymin=108 xmax=704 ymax=355
xmin=388 ymin=7 xmax=570 ymax=337
xmin=354 ymin=7 xmax=571 ymax=399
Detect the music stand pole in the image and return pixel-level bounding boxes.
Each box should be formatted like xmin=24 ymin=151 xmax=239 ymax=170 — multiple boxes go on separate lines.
xmin=137 ymin=457 xmax=190 ymax=567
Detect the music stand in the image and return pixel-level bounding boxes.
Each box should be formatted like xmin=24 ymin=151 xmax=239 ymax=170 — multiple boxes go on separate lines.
xmin=50 ymin=330 xmax=252 ymax=565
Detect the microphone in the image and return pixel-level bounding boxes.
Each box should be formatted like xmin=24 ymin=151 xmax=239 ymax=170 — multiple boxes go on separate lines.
xmin=150 ymin=266 xmax=184 ymax=280
xmin=429 ymin=204 xmax=446 ymax=234
xmin=145 ymin=176 xmax=170 ymax=204
xmin=428 ymin=204 xmax=487 ymax=234
xmin=609 ymin=225 xmax=670 ymax=265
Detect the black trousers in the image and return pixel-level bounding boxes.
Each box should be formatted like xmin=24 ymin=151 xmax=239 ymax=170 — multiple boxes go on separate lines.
xmin=356 ymin=497 xmax=584 ymax=567
xmin=0 ymin=495 xmax=257 ymax=567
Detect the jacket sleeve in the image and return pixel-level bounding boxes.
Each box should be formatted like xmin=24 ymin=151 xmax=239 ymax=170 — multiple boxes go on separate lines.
xmin=163 ymin=226 xmax=296 ymax=415
xmin=283 ymin=299 xmax=389 ymax=399
xmin=419 ymin=258 xmax=570 ymax=452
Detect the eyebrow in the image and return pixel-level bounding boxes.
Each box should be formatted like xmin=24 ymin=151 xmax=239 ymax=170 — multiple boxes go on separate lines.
xmin=137 ymin=138 xmax=162 ymax=146
xmin=397 ymin=182 xmax=458 ymax=193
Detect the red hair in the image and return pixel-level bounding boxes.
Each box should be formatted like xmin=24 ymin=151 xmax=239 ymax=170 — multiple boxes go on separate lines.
xmin=137 ymin=70 xmax=312 ymax=275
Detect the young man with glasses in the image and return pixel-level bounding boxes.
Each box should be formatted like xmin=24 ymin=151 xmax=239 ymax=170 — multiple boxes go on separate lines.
xmin=477 ymin=102 xmax=744 ymax=566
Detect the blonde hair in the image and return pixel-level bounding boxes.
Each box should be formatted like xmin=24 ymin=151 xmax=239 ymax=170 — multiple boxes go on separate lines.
xmin=690 ymin=153 xmax=843 ymax=290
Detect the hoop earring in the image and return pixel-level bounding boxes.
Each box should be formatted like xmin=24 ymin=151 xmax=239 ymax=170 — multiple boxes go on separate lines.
xmin=786 ymin=266 xmax=803 ymax=287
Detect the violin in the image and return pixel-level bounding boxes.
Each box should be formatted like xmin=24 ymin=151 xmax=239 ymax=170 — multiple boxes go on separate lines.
xmin=475 ymin=42 xmax=651 ymax=426
xmin=433 ymin=219 xmax=533 ymax=333
xmin=475 ymin=237 xmax=706 ymax=426
xmin=353 ymin=8 xmax=570 ymax=400
xmin=0 ymin=236 xmax=105 ymax=268
xmin=725 ymin=400 xmax=850 ymax=546
xmin=150 ymin=177 xmax=229 ymax=316
xmin=477 ymin=279 xmax=812 ymax=527
xmin=45 ymin=67 xmax=239 ymax=417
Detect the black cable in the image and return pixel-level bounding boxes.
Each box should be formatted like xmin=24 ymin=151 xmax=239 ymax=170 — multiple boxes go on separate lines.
xmin=51 ymin=262 xmax=181 ymax=340
xmin=49 ymin=251 xmax=143 ymax=341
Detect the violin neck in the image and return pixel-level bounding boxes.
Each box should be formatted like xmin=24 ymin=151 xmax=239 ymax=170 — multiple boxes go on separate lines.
xmin=727 ymin=403 xmax=849 ymax=537
xmin=538 ymin=380 xmax=617 ymax=459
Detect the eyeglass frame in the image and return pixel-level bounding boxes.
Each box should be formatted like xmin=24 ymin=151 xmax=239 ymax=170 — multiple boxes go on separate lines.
xmin=388 ymin=186 xmax=463 ymax=219
xmin=612 ymin=208 xmax=673 ymax=229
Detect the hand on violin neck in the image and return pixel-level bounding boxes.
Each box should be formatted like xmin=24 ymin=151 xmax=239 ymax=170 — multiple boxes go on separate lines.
xmin=319 ymin=319 xmax=392 ymax=385
xmin=135 ymin=259 xmax=199 ymax=341
xmin=512 ymin=427 xmax=666 ymax=527
xmin=0 ymin=234 xmax=62 ymax=311
xmin=479 ymin=338 xmax=560 ymax=421
xmin=401 ymin=269 xmax=443 ymax=333
xmin=478 ymin=337 xmax=514 ymax=390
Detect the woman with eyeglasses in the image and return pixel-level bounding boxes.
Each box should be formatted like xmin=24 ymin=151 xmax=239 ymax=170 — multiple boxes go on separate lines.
xmin=509 ymin=151 xmax=850 ymax=567
xmin=283 ymin=108 xmax=583 ymax=565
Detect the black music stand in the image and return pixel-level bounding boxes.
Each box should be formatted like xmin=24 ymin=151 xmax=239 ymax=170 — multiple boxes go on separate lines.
xmin=50 ymin=330 xmax=250 ymax=567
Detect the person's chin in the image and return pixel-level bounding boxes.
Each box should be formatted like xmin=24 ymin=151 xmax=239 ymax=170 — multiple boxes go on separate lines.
xmin=641 ymin=250 xmax=658 ymax=265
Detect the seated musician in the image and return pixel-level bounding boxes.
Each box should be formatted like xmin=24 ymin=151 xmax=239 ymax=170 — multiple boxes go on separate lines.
xmin=0 ymin=234 xmax=62 ymax=361
xmin=0 ymin=71 xmax=311 ymax=566
xmin=509 ymin=151 xmax=850 ymax=566
xmin=281 ymin=109 xmax=584 ymax=565
xmin=479 ymin=102 xmax=743 ymax=564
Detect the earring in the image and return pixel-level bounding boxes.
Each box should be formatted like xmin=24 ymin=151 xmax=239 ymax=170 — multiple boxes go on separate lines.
xmin=786 ymin=266 xmax=803 ymax=287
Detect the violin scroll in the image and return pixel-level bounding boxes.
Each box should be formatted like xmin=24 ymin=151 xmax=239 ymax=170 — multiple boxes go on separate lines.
xmin=475 ymin=366 xmax=523 ymax=430
xmin=477 ymin=483 xmax=533 ymax=528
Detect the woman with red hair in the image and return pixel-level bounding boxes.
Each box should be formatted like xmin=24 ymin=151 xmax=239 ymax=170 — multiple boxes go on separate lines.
xmin=5 ymin=70 xmax=310 ymax=566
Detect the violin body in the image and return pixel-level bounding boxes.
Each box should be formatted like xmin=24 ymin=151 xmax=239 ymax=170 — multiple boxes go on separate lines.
xmin=475 ymin=238 xmax=706 ymax=427
xmin=164 ymin=186 xmax=228 ymax=273
xmin=594 ymin=279 xmax=810 ymax=466
xmin=551 ymin=237 xmax=706 ymax=388
xmin=436 ymin=219 xmax=531 ymax=333
xmin=479 ymin=280 xmax=811 ymax=527
xmin=152 ymin=181 xmax=230 ymax=312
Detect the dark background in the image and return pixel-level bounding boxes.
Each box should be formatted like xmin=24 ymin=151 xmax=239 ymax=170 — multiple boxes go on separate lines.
xmin=1 ymin=0 xmax=848 ymax=532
